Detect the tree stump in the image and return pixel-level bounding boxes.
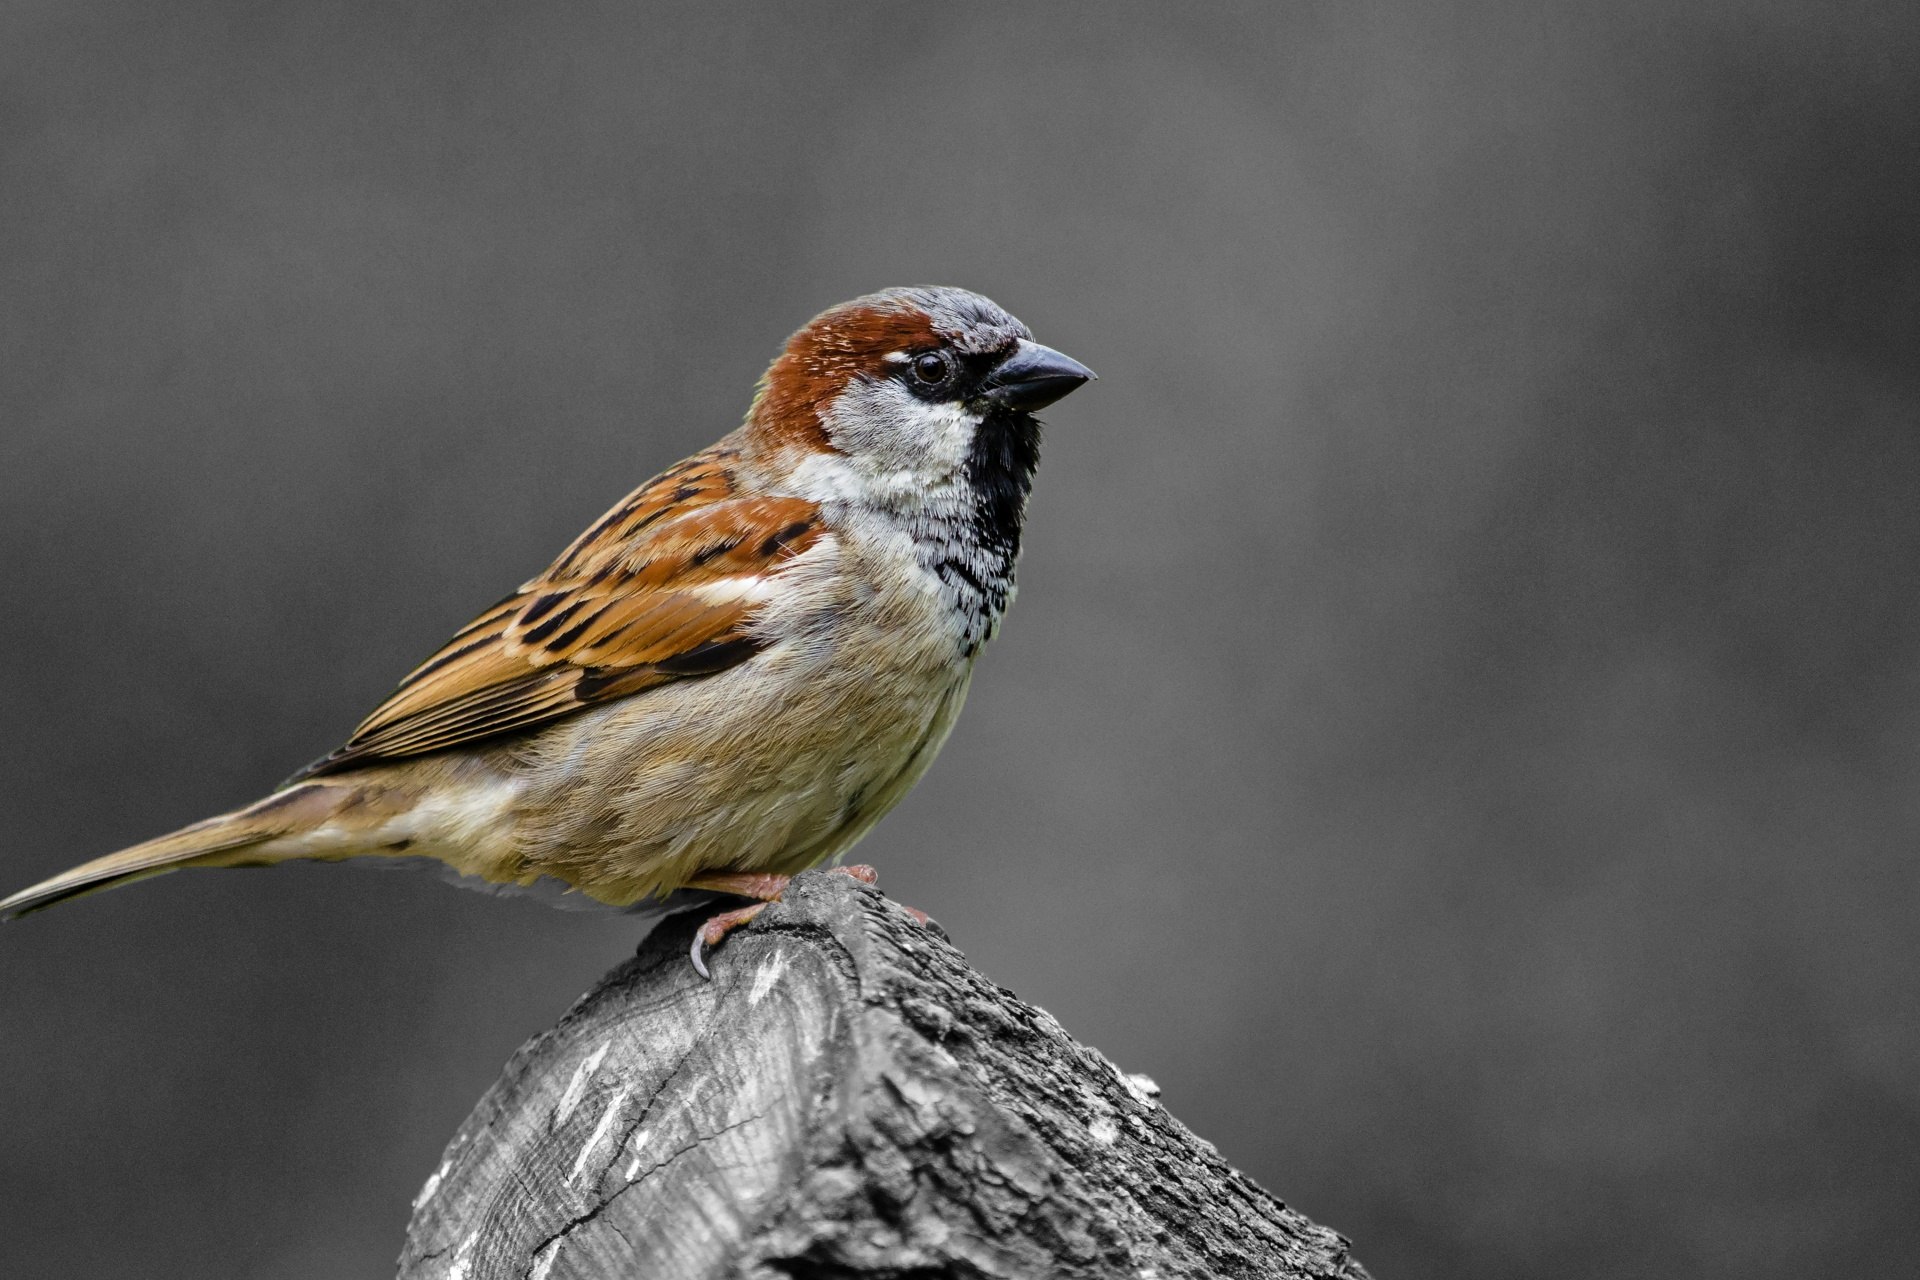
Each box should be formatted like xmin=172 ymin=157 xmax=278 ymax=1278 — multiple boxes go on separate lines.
xmin=399 ymin=870 xmax=1371 ymax=1279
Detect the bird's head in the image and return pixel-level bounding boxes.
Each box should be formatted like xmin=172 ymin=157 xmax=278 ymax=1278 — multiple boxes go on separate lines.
xmin=746 ymin=286 xmax=1093 ymax=509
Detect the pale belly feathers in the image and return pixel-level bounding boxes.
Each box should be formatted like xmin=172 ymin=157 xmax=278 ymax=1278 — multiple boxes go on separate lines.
xmin=369 ymin=522 xmax=979 ymax=907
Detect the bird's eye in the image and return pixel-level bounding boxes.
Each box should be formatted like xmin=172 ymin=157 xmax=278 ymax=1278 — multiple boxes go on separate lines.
xmin=911 ymin=351 xmax=951 ymax=386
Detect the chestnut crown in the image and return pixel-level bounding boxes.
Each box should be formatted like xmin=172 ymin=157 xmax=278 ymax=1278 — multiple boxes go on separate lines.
xmin=748 ymin=287 xmax=1092 ymax=450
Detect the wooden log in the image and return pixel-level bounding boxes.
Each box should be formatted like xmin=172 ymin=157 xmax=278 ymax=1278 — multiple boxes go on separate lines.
xmin=399 ymin=870 xmax=1372 ymax=1279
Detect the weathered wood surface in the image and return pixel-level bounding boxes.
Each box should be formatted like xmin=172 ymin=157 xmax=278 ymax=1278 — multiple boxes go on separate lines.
xmin=400 ymin=870 xmax=1371 ymax=1279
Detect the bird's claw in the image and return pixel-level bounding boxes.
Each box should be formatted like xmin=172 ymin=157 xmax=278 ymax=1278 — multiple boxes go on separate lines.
xmin=686 ymin=863 xmax=910 ymax=979
xmin=689 ymin=901 xmax=771 ymax=980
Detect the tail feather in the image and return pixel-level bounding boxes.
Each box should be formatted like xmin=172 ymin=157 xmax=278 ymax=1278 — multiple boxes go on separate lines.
xmin=1 ymin=784 xmax=347 ymax=918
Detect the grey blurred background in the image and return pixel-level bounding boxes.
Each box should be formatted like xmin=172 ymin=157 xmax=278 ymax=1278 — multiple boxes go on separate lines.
xmin=3 ymin=2 xmax=1916 ymax=1276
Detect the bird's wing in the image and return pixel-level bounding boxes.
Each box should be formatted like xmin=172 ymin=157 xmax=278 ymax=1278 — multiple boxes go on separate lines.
xmin=292 ymin=445 xmax=824 ymax=779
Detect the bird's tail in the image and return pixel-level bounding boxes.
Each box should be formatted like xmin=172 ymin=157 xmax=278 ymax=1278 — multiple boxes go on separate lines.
xmin=0 ymin=783 xmax=358 ymax=918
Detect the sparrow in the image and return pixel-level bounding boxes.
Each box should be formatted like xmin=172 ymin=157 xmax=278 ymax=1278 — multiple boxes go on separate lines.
xmin=1 ymin=286 xmax=1093 ymax=974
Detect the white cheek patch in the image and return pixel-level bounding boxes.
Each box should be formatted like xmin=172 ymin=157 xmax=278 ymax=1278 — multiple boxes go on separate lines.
xmin=784 ymin=450 xmax=867 ymax=504
xmin=822 ymin=378 xmax=980 ymax=485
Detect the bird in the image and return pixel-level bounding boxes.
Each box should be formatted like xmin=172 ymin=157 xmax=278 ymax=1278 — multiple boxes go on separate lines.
xmin=1 ymin=286 xmax=1092 ymax=975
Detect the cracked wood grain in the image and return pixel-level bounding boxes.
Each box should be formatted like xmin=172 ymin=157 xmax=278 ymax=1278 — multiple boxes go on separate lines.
xmin=398 ymin=871 xmax=1372 ymax=1280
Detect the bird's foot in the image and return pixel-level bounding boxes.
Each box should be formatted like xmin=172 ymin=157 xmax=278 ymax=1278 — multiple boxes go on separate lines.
xmin=686 ymin=864 xmax=922 ymax=979
xmin=689 ymin=901 xmax=772 ymax=979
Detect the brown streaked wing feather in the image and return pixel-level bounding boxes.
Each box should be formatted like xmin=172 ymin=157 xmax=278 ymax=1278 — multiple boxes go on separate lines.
xmin=292 ymin=450 xmax=823 ymax=780
xmin=548 ymin=443 xmax=743 ymax=577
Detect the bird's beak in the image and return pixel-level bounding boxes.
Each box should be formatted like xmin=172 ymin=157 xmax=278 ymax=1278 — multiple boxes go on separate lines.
xmin=981 ymin=340 xmax=1096 ymax=411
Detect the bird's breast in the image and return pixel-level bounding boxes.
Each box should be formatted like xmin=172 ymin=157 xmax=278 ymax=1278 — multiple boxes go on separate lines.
xmin=824 ymin=495 xmax=1021 ymax=659
xmin=491 ymin=524 xmax=982 ymax=904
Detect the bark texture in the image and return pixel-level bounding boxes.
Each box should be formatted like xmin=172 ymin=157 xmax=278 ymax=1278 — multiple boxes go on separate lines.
xmin=399 ymin=870 xmax=1371 ymax=1280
